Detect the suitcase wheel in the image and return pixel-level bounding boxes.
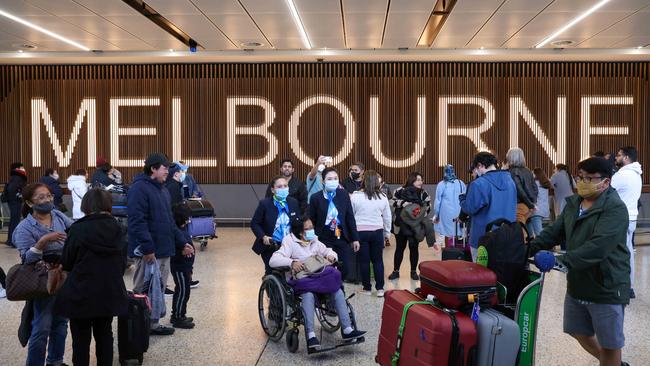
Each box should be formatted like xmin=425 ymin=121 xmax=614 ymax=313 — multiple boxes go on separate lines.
xmin=200 ymin=240 xmax=208 ymax=251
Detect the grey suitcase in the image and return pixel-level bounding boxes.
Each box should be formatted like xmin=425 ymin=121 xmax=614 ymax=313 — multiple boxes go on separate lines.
xmin=476 ymin=308 xmax=520 ymax=366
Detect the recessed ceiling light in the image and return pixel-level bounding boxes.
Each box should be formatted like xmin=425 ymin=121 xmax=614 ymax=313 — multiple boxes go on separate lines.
xmin=169 ymin=49 xmax=174 ymax=52
xmin=13 ymin=43 xmax=37 ymax=50
xmin=535 ymin=0 xmax=610 ymax=48
xmin=18 ymin=50 xmax=23 ymax=53
xmin=479 ymin=46 xmax=485 ymax=50
xmin=240 ymin=42 xmax=263 ymax=48
xmin=0 ymin=9 xmax=90 ymax=51
xmin=550 ymin=40 xmax=575 ymax=47
xmin=285 ymin=0 xmax=311 ymax=49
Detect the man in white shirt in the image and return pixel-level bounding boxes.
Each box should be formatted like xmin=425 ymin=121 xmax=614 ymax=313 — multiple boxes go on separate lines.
xmin=611 ymin=146 xmax=642 ymax=299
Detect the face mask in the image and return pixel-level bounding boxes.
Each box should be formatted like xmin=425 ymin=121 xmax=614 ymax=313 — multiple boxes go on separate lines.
xmin=324 ymin=180 xmax=339 ymax=192
xmin=576 ymin=180 xmax=604 ymax=199
xmin=317 ymin=164 xmax=326 ymax=172
xmin=32 ymin=202 xmax=54 ymax=214
xmin=275 ymin=188 xmax=289 ymax=200
xmin=304 ymin=229 xmax=315 ymax=241
xmin=350 ymin=171 xmax=361 ymax=180
xmin=51 ymin=174 xmax=59 ymax=180
xmin=180 ymin=173 xmax=186 ymax=182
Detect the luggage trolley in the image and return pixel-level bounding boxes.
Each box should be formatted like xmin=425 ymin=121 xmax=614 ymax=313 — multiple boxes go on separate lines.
xmin=186 ymin=198 xmax=217 ymax=251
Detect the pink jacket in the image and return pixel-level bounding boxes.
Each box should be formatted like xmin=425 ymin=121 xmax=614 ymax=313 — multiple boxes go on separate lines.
xmin=269 ymin=234 xmax=338 ymax=268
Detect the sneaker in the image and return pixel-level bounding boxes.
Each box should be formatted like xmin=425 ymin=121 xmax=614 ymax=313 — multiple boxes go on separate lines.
xmin=0 ymin=288 xmax=6 ymax=299
xmin=171 ymin=318 xmax=195 ymax=329
xmin=307 ymin=337 xmax=321 ymax=350
xmin=342 ymin=329 xmax=367 ymax=340
xmin=360 ymin=289 xmax=372 ymax=296
xmin=150 ymin=324 xmax=175 ymax=335
xmin=171 ymin=316 xmax=194 ymax=323
xmin=388 ymin=271 xmax=399 ymax=280
xmin=190 ymin=280 xmax=200 ymax=289
xmin=377 ymin=289 xmax=385 ymax=298
xmin=630 ymin=288 xmax=636 ymax=299
xmin=164 ymin=288 xmax=174 ymax=297
xmin=621 ymin=362 xmax=630 ymax=366
xmin=410 ymin=271 xmax=419 ymax=281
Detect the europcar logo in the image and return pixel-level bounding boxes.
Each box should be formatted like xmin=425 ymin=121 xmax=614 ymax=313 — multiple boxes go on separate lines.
xmin=521 ymin=311 xmax=530 ymax=353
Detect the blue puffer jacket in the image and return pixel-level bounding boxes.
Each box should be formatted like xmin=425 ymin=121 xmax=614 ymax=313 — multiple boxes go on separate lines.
xmin=127 ymin=173 xmax=187 ymax=258
xmin=460 ymin=170 xmax=517 ymax=248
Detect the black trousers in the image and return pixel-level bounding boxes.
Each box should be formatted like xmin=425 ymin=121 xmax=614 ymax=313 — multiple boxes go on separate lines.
xmin=172 ymin=269 xmax=192 ymax=319
xmin=0 ymin=266 xmax=5 ymax=288
xmin=393 ymin=234 xmax=419 ymax=272
xmin=7 ymin=200 xmax=21 ymax=245
xmin=69 ymin=317 xmax=113 ymax=366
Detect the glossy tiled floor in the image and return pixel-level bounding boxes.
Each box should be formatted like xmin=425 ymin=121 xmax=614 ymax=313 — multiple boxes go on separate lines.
xmin=0 ymin=228 xmax=648 ymax=366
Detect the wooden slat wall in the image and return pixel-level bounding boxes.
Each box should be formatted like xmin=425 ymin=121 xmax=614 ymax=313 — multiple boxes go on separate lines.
xmin=0 ymin=62 xmax=648 ymax=184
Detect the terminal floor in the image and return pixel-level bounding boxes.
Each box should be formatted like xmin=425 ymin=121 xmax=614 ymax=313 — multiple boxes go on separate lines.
xmin=0 ymin=228 xmax=648 ymax=366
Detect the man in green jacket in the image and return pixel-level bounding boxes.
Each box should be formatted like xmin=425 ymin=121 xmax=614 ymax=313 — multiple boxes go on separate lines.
xmin=529 ymin=157 xmax=630 ymax=366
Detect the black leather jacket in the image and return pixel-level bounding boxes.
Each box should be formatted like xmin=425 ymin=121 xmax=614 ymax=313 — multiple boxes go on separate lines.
xmin=509 ymin=167 xmax=539 ymax=209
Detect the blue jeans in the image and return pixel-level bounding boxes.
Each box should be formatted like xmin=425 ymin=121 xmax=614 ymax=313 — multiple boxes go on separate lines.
xmin=527 ymin=215 xmax=543 ymax=237
xmin=359 ymin=230 xmax=385 ymax=291
xmin=301 ymin=289 xmax=352 ymax=335
xmin=27 ymin=296 xmax=68 ymax=366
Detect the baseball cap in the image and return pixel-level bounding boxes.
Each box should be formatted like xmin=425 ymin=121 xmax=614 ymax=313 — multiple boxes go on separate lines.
xmin=173 ymin=161 xmax=189 ymax=171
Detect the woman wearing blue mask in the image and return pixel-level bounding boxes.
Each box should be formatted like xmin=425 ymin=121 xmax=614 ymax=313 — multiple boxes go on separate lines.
xmin=433 ymin=165 xmax=467 ymax=247
xmin=309 ymin=168 xmax=360 ymax=282
xmin=251 ymin=176 xmax=301 ymax=275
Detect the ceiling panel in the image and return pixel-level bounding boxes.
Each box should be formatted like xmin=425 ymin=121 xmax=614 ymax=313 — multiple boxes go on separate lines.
xmin=191 ymin=0 xmax=244 ymax=14
xmin=60 ymin=15 xmax=138 ymax=40
xmin=31 ymin=38 xmax=120 ymax=51
xmin=143 ymin=0 xmax=201 ymax=15
xmin=452 ymin=0 xmax=505 ymax=12
xmin=596 ymin=12 xmax=650 ymax=37
xmin=467 ymin=36 xmax=511 ymax=48
xmin=383 ymin=13 xmax=429 ymax=38
xmin=205 ymin=13 xmax=265 ymax=41
xmin=347 ymin=37 xmax=382 ymax=48
xmin=0 ymin=30 xmax=28 ymax=42
xmin=272 ymin=37 xmax=306 ymax=48
xmin=381 ymin=37 xmax=416 ymax=48
xmin=108 ymin=39 xmax=156 ymax=50
xmin=470 ymin=11 xmax=536 ymax=38
xmin=240 ymin=0 xmax=290 ymax=14
xmin=104 ymin=15 xmax=182 ymax=41
xmin=612 ymin=35 xmax=650 ymax=47
xmin=576 ymin=35 xmax=628 ymax=48
xmin=295 ymin=0 xmax=340 ymax=13
xmin=502 ymin=35 xmax=541 ymax=48
xmin=70 ymin=0 xmax=138 ymax=16
xmin=199 ymin=38 xmax=238 ymax=50
xmin=432 ymin=35 xmax=473 ymax=48
xmin=434 ymin=11 xmax=493 ymax=46
xmin=144 ymin=38 xmax=190 ymax=50
xmin=344 ymin=13 xmax=386 ymax=40
xmin=0 ymin=0 xmax=50 ymax=16
xmin=149 ymin=14 xmax=227 ymax=39
xmin=343 ymin=0 xmax=388 ymax=14
xmin=390 ymin=0 xmax=436 ymax=12
xmin=310 ymin=37 xmax=346 ymax=48
xmin=249 ymin=13 xmax=301 ymax=39
xmin=300 ymin=13 xmax=344 ymax=39
xmin=24 ymin=0 xmax=95 ymax=16
xmin=0 ymin=15 xmax=100 ymax=42
xmin=510 ymin=11 xmax=622 ymax=38
xmin=499 ymin=0 xmax=554 ymax=13
xmin=547 ymin=0 xmax=650 ymax=13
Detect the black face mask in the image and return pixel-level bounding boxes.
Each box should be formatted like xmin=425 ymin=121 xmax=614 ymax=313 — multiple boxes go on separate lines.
xmin=350 ymin=172 xmax=361 ymax=180
xmin=32 ymin=202 xmax=55 ymax=214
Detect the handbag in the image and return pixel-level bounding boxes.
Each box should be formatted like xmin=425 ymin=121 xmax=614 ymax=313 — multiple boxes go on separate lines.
xmin=5 ymin=261 xmax=50 ymax=301
xmin=293 ymin=255 xmax=328 ymax=280
xmin=47 ymin=266 xmax=67 ymax=295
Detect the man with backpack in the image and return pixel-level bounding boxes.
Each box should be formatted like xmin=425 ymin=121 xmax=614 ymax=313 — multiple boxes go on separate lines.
xmin=459 ymin=152 xmax=517 ymax=261
xmin=529 ymin=157 xmax=630 ymax=366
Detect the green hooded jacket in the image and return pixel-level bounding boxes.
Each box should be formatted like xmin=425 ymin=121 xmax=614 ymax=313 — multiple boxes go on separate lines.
xmin=529 ymin=187 xmax=630 ymax=304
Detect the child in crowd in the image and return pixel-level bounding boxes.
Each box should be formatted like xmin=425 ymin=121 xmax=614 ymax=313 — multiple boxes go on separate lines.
xmin=170 ymin=203 xmax=196 ymax=329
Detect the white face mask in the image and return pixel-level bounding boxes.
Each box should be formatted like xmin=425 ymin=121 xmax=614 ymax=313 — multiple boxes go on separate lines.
xmin=51 ymin=174 xmax=59 ymax=180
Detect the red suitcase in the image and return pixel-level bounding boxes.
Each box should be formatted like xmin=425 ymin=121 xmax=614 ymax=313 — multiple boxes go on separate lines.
xmin=419 ymin=260 xmax=498 ymax=309
xmin=376 ymin=290 xmax=477 ymax=366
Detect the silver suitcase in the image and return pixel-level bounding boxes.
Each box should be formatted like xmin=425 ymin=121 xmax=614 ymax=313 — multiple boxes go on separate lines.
xmin=476 ymin=308 xmax=520 ymax=366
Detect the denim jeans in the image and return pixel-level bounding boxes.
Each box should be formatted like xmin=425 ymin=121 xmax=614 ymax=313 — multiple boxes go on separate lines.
xmin=358 ymin=230 xmax=385 ymax=291
xmin=527 ymin=215 xmax=543 ymax=237
xmin=27 ymin=296 xmax=68 ymax=366
xmin=301 ymin=289 xmax=351 ymax=334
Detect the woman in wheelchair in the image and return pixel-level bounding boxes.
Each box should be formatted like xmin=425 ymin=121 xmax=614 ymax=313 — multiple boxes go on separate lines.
xmin=269 ymin=218 xmax=366 ymax=351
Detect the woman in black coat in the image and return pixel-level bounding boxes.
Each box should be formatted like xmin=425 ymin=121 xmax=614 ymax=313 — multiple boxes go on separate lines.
xmin=55 ymin=188 xmax=128 ymax=366
xmin=5 ymin=162 xmax=28 ymax=247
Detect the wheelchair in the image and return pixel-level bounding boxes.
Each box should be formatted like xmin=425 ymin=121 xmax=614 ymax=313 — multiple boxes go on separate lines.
xmin=257 ymin=265 xmax=365 ymax=354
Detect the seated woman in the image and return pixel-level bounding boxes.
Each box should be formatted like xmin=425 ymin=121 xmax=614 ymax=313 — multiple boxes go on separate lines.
xmin=269 ymin=218 xmax=366 ymax=351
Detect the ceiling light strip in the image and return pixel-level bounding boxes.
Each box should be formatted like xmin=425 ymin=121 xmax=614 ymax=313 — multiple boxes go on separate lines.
xmin=535 ymin=0 xmax=611 ymax=48
xmin=285 ymin=0 xmax=312 ymax=49
xmin=0 ymin=9 xmax=91 ymax=51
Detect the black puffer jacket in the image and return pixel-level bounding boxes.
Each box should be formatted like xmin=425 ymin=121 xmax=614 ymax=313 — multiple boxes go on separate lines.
xmin=509 ymin=167 xmax=539 ymax=209
xmin=5 ymin=170 xmax=27 ymax=203
xmin=55 ymin=213 xmax=128 ymax=319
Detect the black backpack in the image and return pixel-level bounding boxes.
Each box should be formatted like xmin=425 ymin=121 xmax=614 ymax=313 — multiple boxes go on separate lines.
xmin=477 ymin=219 xmax=530 ymax=303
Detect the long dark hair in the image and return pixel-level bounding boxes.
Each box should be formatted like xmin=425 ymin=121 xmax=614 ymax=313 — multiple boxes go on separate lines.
xmin=533 ymin=168 xmax=552 ymax=189
xmin=360 ymin=170 xmax=383 ymax=200
xmin=403 ymin=171 xmax=422 ymax=188
xmin=555 ymin=164 xmax=574 ymax=189
xmin=21 ymin=183 xmax=50 ymax=218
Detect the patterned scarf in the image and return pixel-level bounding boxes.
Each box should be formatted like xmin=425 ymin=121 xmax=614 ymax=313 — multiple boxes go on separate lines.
xmin=272 ymin=196 xmax=290 ymax=242
xmin=324 ymin=190 xmax=339 ymax=232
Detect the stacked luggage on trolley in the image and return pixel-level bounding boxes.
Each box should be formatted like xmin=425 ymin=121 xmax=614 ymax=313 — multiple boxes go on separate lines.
xmin=186 ymin=198 xmax=217 ymax=251
xmin=377 ymin=219 xmax=555 ymax=366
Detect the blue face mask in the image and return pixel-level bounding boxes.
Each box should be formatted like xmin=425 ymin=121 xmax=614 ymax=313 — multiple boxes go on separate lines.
xmin=275 ymin=188 xmax=289 ymax=200
xmin=324 ymin=180 xmax=339 ymax=192
xmin=180 ymin=172 xmax=187 ymax=182
xmin=304 ymin=229 xmax=315 ymax=241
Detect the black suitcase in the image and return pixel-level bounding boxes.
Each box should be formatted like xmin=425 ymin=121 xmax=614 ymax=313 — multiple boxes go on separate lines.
xmin=118 ymin=293 xmax=151 ymax=365
xmin=441 ymin=220 xmax=472 ymax=261
xmin=186 ymin=199 xmax=214 ymax=217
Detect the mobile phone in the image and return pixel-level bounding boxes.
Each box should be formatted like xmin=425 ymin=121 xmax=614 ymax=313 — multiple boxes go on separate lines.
xmin=323 ymin=156 xmax=333 ymax=164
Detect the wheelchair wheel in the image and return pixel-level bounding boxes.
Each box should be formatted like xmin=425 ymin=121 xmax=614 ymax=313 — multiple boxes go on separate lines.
xmin=316 ymin=304 xmax=341 ymax=333
xmin=258 ymin=275 xmax=287 ymax=341
xmin=286 ymin=327 xmax=299 ymax=353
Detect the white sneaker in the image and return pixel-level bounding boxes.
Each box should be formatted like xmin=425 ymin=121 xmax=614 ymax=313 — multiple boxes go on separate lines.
xmin=376 ymin=290 xmax=385 ymax=298
xmin=0 ymin=287 xmax=6 ymax=299
xmin=360 ymin=289 xmax=372 ymax=296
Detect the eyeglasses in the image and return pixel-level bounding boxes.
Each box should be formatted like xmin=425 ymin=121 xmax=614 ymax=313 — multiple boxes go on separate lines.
xmin=33 ymin=194 xmax=53 ymax=201
xmin=574 ymin=175 xmax=605 ymax=183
